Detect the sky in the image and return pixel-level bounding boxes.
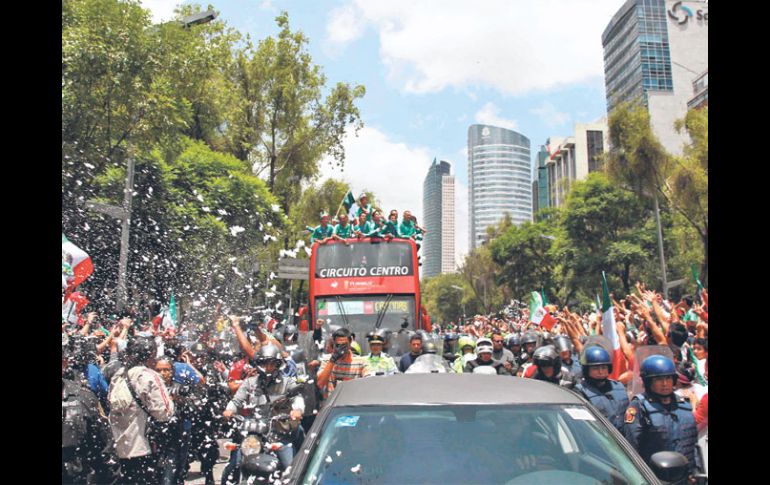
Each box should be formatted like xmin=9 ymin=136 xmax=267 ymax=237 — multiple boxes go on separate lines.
xmin=141 ymin=0 xmax=627 ymax=264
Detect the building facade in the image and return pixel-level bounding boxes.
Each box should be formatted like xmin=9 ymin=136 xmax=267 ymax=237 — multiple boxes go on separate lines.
xmin=422 ymin=159 xmax=455 ymax=278
xmin=468 ymin=125 xmax=531 ymax=249
xmin=540 ymin=120 xmax=609 ymax=208
xmin=602 ymin=0 xmax=708 ymax=155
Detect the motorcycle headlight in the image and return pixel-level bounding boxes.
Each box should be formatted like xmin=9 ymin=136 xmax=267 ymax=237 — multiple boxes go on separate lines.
xmin=241 ymin=436 xmax=261 ymax=457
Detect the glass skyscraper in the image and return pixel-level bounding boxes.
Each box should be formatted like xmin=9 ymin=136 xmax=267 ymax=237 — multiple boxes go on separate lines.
xmin=602 ymin=0 xmax=707 ymax=155
xmin=602 ymin=0 xmax=674 ymax=112
xmin=468 ymin=125 xmax=531 ymax=249
xmin=422 ymin=159 xmax=455 ymax=278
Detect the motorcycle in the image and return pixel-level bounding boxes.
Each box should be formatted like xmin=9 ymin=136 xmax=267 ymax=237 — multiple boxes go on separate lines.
xmin=226 ymin=412 xmax=288 ymax=484
xmin=224 ymin=387 xmax=305 ymax=484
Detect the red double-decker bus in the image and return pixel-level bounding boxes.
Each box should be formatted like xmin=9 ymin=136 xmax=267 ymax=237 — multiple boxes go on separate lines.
xmin=308 ymin=237 xmax=430 ymax=356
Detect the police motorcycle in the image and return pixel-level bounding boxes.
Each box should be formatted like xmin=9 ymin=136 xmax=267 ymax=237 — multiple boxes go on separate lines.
xmin=226 ymin=387 xmax=305 ymax=484
xmin=405 ymin=353 xmax=454 ymax=373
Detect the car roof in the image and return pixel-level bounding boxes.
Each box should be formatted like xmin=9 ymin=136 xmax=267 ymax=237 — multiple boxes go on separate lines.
xmin=327 ymin=374 xmax=585 ymax=407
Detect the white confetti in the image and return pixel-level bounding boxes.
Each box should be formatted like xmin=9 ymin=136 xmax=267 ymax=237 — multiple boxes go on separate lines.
xmin=325 ymin=456 xmax=333 ymax=463
xmin=202 ymin=206 xmax=211 ymax=212
xmin=196 ymin=194 xmax=204 ymax=202
xmin=336 ymin=450 xmax=342 ymax=457
xmin=229 ymin=226 xmax=245 ymax=236
xmin=351 ymin=464 xmax=362 ymax=473
xmin=218 ymin=209 xmax=228 ymax=216
xmin=304 ymin=247 xmax=312 ymax=256
xmin=271 ymin=204 xmax=281 ymax=212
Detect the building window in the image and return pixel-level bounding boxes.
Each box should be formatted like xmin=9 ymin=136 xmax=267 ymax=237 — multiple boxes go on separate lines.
xmin=587 ymin=130 xmax=604 ymax=173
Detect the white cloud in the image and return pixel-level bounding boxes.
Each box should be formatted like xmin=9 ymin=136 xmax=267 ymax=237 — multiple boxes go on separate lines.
xmin=139 ymin=0 xmax=180 ymax=24
xmin=319 ymin=127 xmax=432 ymax=222
xmin=326 ymin=5 xmax=366 ymax=46
xmin=530 ymin=101 xmax=571 ymax=128
xmin=328 ymin=0 xmax=625 ymax=95
xmin=475 ymin=102 xmax=518 ymax=130
xmin=319 ymin=128 xmax=471 ymax=265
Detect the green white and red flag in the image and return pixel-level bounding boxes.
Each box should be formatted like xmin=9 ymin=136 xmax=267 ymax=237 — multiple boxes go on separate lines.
xmin=601 ymin=271 xmax=627 ymax=380
xmin=62 ymin=233 xmax=93 ymax=292
xmin=529 ymin=291 xmax=556 ymax=331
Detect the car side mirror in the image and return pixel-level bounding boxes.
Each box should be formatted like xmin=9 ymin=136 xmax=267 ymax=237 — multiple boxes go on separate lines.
xmin=650 ymin=451 xmax=689 ymax=484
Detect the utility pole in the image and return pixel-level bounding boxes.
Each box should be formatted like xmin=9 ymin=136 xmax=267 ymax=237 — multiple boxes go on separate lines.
xmin=653 ymin=193 xmax=669 ymax=300
xmin=115 ymin=156 xmax=135 ymax=312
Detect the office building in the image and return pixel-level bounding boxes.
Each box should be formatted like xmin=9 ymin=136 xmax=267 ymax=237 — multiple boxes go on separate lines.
xmin=540 ymin=120 xmax=609 ymax=208
xmin=422 ymin=159 xmax=455 ymax=278
xmin=602 ymin=0 xmax=708 ymax=155
xmin=468 ymin=124 xmax=531 ymax=249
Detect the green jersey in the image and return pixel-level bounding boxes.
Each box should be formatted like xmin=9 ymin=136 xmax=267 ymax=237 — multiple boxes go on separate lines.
xmin=382 ymin=220 xmax=400 ymax=237
xmin=311 ymin=224 xmax=333 ymax=243
xmin=356 ymin=204 xmax=374 ymax=222
xmin=364 ymin=353 xmax=399 ymax=376
xmin=354 ymin=221 xmax=375 ymax=235
xmin=399 ymin=220 xmax=416 ymax=238
xmin=333 ymin=223 xmax=353 ymax=239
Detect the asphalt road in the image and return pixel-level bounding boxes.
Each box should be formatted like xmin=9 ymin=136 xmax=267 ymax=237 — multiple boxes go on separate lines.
xmin=185 ymin=440 xmax=230 ymax=485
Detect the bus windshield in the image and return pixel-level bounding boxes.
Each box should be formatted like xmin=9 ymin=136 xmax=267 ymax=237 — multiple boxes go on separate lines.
xmin=316 ymin=295 xmax=416 ymax=346
xmin=314 ymin=241 xmax=414 ymax=279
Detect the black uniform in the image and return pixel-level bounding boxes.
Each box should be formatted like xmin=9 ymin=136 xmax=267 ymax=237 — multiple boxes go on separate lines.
xmin=62 ymin=378 xmax=117 ymax=484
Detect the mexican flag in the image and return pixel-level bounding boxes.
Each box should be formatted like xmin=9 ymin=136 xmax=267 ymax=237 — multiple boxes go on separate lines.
xmin=529 ymin=291 xmax=556 ymax=331
xmin=341 ymin=190 xmax=356 ymax=214
xmin=601 ymin=272 xmax=627 ymax=380
xmin=62 ymin=234 xmax=93 ymax=292
xmin=162 ymin=293 xmax=178 ymax=330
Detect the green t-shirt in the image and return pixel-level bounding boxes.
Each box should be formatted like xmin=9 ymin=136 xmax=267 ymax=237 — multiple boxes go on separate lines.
xmin=382 ymin=220 xmax=400 ymax=237
xmin=333 ymin=223 xmax=353 ymax=239
xmin=399 ymin=220 xmax=416 ymax=238
xmin=365 ymin=221 xmax=386 ymax=237
xmin=356 ymin=204 xmax=374 ymax=222
xmin=311 ymin=224 xmax=333 ymax=242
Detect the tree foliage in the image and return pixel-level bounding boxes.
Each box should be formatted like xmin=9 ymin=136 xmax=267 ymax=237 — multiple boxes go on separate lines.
xmin=421 ymin=273 xmax=475 ymax=325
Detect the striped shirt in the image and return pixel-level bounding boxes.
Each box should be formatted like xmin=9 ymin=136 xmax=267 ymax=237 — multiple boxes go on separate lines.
xmin=323 ymin=356 xmax=367 ymax=398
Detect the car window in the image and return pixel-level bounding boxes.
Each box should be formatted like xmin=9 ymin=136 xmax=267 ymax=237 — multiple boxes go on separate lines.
xmin=299 ymin=405 xmax=650 ymax=485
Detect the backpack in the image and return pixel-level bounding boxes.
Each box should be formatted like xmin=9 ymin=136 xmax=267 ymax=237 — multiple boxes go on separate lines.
xmin=108 ymin=368 xmax=135 ymax=413
xmin=62 ymin=381 xmax=88 ymax=450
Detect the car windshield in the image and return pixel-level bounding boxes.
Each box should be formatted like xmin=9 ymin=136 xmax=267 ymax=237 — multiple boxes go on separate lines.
xmin=300 ymin=404 xmax=650 ymax=485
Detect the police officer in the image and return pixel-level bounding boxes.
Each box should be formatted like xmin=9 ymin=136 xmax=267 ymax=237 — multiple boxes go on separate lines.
xmin=623 ymin=355 xmax=698 ymax=476
xmin=574 ymin=346 xmax=628 ymax=431
xmin=505 ymin=333 xmax=522 ymax=363
xmin=527 ymin=345 xmax=578 ymax=389
xmin=464 ymin=339 xmax=507 ymax=374
xmin=554 ymin=335 xmax=582 ymax=375
xmin=516 ymin=331 xmax=539 ymax=375
xmin=62 ymin=345 xmax=117 ymax=484
xmin=363 ymin=329 xmax=399 ymax=376
xmin=222 ymin=344 xmax=305 ymax=482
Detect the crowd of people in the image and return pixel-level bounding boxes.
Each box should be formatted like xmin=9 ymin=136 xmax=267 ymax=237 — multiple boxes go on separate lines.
xmin=62 ymin=280 xmax=708 ymax=484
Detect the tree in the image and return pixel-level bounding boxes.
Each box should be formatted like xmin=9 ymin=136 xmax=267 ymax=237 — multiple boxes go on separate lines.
xmin=672 ymin=107 xmax=708 ymax=283
xmin=459 ymin=246 xmax=509 ymax=315
xmin=488 ymin=217 xmax=559 ymax=303
xmin=421 ymin=273 xmax=473 ymax=324
xmin=80 ymin=138 xmax=284 ymax=310
xmin=555 ymin=173 xmax=650 ymax=297
xmin=226 ymin=12 xmax=365 ymax=215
